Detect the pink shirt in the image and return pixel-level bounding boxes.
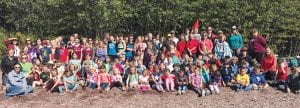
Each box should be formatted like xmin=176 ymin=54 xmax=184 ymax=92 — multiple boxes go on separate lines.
xmin=191 ymin=75 xmax=202 ymax=88
xmin=111 ymin=74 xmax=123 ymax=83
xmin=87 ymin=72 xmax=98 ymax=83
xmin=198 ymin=39 xmax=213 ymax=54
xmin=98 ymin=73 xmax=110 ymax=83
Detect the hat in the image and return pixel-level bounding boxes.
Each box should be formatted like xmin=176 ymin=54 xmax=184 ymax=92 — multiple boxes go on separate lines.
xmin=170 ymin=31 xmax=175 ymax=34
xmin=218 ymin=31 xmax=224 ymax=34
xmin=232 ymin=25 xmax=237 ymax=30
xmin=167 ymin=34 xmax=172 ymax=37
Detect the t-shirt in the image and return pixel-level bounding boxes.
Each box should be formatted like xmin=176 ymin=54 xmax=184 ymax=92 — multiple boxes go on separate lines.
xmin=108 ymin=42 xmax=117 ymax=56
xmin=40 ymin=47 xmax=52 ymax=63
xmin=59 ymin=48 xmax=69 ymax=62
xmin=72 ymin=45 xmax=82 ymax=58
xmin=126 ymin=43 xmax=134 ymax=58
xmin=20 ymin=62 xmax=33 ymax=75
xmin=64 ymin=75 xmax=77 ymax=83
xmin=40 ymin=72 xmax=50 ymax=83
xmin=236 ymin=74 xmax=250 ymax=85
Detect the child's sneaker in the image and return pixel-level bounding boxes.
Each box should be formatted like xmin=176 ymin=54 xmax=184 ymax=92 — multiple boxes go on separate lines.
xmin=177 ymin=90 xmax=181 ymax=95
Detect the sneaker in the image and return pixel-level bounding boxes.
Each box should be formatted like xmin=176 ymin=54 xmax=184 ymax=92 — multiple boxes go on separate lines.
xmin=177 ymin=91 xmax=181 ymax=95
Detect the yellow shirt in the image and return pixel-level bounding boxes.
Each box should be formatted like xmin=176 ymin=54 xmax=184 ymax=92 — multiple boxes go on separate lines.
xmin=236 ymin=74 xmax=249 ymax=85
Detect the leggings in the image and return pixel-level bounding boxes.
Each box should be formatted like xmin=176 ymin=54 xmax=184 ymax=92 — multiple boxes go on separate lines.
xmin=165 ymin=78 xmax=175 ymax=91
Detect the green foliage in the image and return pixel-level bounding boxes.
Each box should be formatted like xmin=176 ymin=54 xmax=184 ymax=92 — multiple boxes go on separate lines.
xmin=0 ymin=0 xmax=299 ymax=56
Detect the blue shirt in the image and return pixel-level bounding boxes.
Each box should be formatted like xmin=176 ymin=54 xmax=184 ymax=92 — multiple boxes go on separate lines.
xmin=250 ymin=73 xmax=266 ymax=85
xmin=108 ymin=42 xmax=117 ymax=56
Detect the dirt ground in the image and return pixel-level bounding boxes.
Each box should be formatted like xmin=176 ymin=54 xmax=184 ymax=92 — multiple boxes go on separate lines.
xmin=0 ymin=87 xmax=299 ymax=108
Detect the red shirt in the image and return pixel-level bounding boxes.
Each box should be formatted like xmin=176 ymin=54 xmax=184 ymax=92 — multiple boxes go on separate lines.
xmin=261 ymin=54 xmax=277 ymax=72
xmin=59 ymin=48 xmax=69 ymax=62
xmin=72 ymin=45 xmax=82 ymax=58
xmin=186 ymin=39 xmax=199 ymax=54
xmin=198 ymin=39 xmax=213 ymax=54
xmin=249 ymin=35 xmax=267 ymax=53
xmin=83 ymin=48 xmax=93 ymax=57
xmin=276 ymin=65 xmax=288 ymax=81
xmin=177 ymin=41 xmax=186 ymax=54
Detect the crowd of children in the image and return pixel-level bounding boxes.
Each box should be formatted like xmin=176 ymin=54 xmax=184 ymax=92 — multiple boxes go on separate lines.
xmin=2 ymin=26 xmax=300 ymax=97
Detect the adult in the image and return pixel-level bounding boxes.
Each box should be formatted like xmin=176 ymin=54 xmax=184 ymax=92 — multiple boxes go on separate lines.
xmin=248 ymin=28 xmax=267 ymax=63
xmin=207 ymin=26 xmax=217 ymax=41
xmin=1 ymin=49 xmax=18 ymax=90
xmin=261 ymin=46 xmax=277 ymax=81
xmin=177 ymin=34 xmax=187 ymax=55
xmin=228 ymin=25 xmax=243 ymax=56
xmin=186 ymin=34 xmax=199 ymax=59
xmin=214 ymin=34 xmax=232 ymax=60
xmin=6 ymin=63 xmax=33 ymax=97
xmin=238 ymin=47 xmax=253 ymax=66
xmin=198 ymin=31 xmax=213 ymax=56
xmin=170 ymin=31 xmax=179 ymax=44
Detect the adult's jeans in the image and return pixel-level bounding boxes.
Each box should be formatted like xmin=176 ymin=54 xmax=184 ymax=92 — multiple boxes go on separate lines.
xmin=6 ymin=85 xmax=33 ymax=97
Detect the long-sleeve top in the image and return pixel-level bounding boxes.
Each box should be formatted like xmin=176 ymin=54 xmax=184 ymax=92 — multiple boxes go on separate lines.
xmin=8 ymin=70 xmax=27 ymax=88
xmin=228 ymin=34 xmax=243 ymax=49
xmin=176 ymin=74 xmax=188 ymax=85
xmin=261 ymin=54 xmax=277 ymax=72
xmin=249 ymin=35 xmax=267 ymax=53
xmin=250 ymin=73 xmax=266 ymax=85
xmin=198 ymin=39 xmax=213 ymax=54
xmin=186 ymin=39 xmax=199 ymax=54
xmin=214 ymin=41 xmax=232 ymax=59
xmin=1 ymin=56 xmax=18 ymax=74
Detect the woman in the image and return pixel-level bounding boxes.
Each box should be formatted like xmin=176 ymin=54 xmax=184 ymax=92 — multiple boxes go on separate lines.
xmin=198 ymin=31 xmax=213 ymax=56
xmin=228 ymin=25 xmax=243 ymax=56
xmin=6 ymin=63 xmax=33 ymax=97
xmin=1 ymin=49 xmax=18 ymax=90
xmin=214 ymin=34 xmax=232 ymax=60
xmin=261 ymin=46 xmax=277 ymax=81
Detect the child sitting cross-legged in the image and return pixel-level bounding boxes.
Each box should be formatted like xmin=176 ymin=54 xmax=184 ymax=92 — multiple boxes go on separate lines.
xmin=191 ymin=69 xmax=204 ymax=97
xmin=250 ymin=65 xmax=268 ymax=90
xmin=63 ymin=70 xmax=78 ymax=93
xmin=97 ymin=65 xmax=111 ymax=92
xmin=86 ymin=67 xmax=98 ymax=90
xmin=161 ymin=68 xmax=176 ymax=92
xmin=151 ymin=67 xmax=164 ymax=92
xmin=233 ymin=68 xmax=252 ymax=91
xmin=110 ymin=68 xmax=125 ymax=91
xmin=126 ymin=66 xmax=139 ymax=89
xmin=176 ymin=70 xmax=188 ymax=95
xmin=139 ymin=70 xmax=151 ymax=92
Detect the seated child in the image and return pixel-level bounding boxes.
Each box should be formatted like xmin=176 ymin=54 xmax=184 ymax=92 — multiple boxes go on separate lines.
xmin=139 ymin=70 xmax=151 ymax=92
xmin=161 ymin=69 xmax=176 ymax=92
xmin=209 ymin=70 xmax=224 ymax=94
xmin=126 ymin=66 xmax=139 ymax=89
xmin=250 ymin=66 xmax=268 ymax=90
xmin=97 ymin=65 xmax=111 ymax=92
xmin=221 ymin=63 xmax=233 ymax=86
xmin=27 ymin=66 xmax=43 ymax=89
xmin=233 ymin=68 xmax=252 ymax=91
xmin=87 ymin=67 xmax=98 ymax=90
xmin=40 ymin=65 xmax=51 ymax=88
xmin=286 ymin=67 xmax=300 ymax=94
xmin=151 ymin=67 xmax=164 ymax=92
xmin=191 ymin=69 xmax=204 ymax=97
xmin=49 ymin=69 xmax=65 ymax=94
xmin=110 ymin=68 xmax=125 ymax=90
xmin=176 ymin=70 xmax=188 ymax=95
xmin=136 ymin=59 xmax=147 ymax=75
xmin=64 ymin=70 xmax=78 ymax=93
xmin=273 ymin=60 xmax=288 ymax=88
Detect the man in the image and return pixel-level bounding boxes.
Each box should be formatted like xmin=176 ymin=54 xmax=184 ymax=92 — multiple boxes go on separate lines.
xmin=1 ymin=49 xmax=18 ymax=90
xmin=248 ymin=28 xmax=267 ymax=63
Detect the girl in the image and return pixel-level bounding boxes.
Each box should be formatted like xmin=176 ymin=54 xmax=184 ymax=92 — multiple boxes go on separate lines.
xmin=151 ymin=67 xmax=164 ymax=92
xmin=69 ymin=53 xmax=82 ymax=70
xmin=27 ymin=66 xmax=43 ymax=89
xmin=64 ymin=70 xmax=78 ymax=93
xmin=191 ymin=69 xmax=204 ymax=97
xmin=209 ymin=70 xmax=223 ymax=94
xmin=221 ymin=63 xmax=234 ymax=86
xmin=139 ymin=70 xmax=151 ymax=92
xmin=49 ymin=69 xmax=65 ymax=94
xmin=214 ymin=34 xmax=232 ymax=60
xmin=176 ymin=70 xmax=188 ymax=95
xmin=161 ymin=69 xmax=176 ymax=92
xmin=110 ymin=68 xmax=125 ymax=91
xmin=95 ymin=41 xmax=107 ymax=61
xmin=126 ymin=66 xmax=139 ymax=89
xmin=125 ymin=35 xmax=135 ymax=61
xmin=87 ymin=67 xmax=98 ymax=90
xmin=97 ymin=65 xmax=111 ymax=92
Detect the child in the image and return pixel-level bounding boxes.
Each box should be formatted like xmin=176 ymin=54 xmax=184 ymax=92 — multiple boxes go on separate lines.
xmin=176 ymin=70 xmax=188 ymax=95
xmin=63 ymin=70 xmax=78 ymax=93
xmin=49 ymin=69 xmax=65 ymax=94
xmin=233 ymin=68 xmax=252 ymax=91
xmin=191 ymin=69 xmax=204 ymax=97
xmin=231 ymin=56 xmax=239 ymax=76
xmin=221 ymin=63 xmax=234 ymax=86
xmin=136 ymin=59 xmax=146 ymax=75
xmin=87 ymin=67 xmax=98 ymax=90
xmin=286 ymin=67 xmax=300 ymax=94
xmin=209 ymin=71 xmax=223 ymax=94
xmin=40 ymin=65 xmax=51 ymax=88
xmin=274 ymin=59 xmax=288 ymax=88
xmin=250 ymin=66 xmax=268 ymax=90
xmin=126 ymin=66 xmax=139 ymax=89
xmin=152 ymin=67 xmax=164 ymax=92
xmin=27 ymin=66 xmax=43 ymax=89
xmin=139 ymin=70 xmax=151 ymax=92
xmin=110 ymin=68 xmax=125 ymax=91
xmin=97 ymin=65 xmax=111 ymax=92
xmin=161 ymin=69 xmax=176 ymax=92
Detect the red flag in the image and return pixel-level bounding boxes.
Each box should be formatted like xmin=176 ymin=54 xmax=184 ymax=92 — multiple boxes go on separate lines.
xmin=192 ymin=19 xmax=199 ymax=30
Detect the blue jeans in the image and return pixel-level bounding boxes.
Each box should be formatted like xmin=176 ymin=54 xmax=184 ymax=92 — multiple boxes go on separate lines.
xmin=2 ymin=73 xmax=8 ymax=85
xmin=234 ymin=84 xmax=253 ymax=91
xmin=66 ymin=83 xmax=78 ymax=91
xmin=100 ymin=83 xmax=109 ymax=90
xmin=177 ymin=85 xmax=187 ymax=92
xmin=88 ymin=82 xmax=97 ymax=89
xmin=6 ymin=85 xmax=33 ymax=97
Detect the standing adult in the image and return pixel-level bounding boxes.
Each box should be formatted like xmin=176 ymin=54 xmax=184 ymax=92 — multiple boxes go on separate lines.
xmin=186 ymin=34 xmax=199 ymax=59
xmin=198 ymin=31 xmax=213 ymax=56
xmin=249 ymin=28 xmax=267 ymax=63
xmin=39 ymin=40 xmax=52 ymax=64
xmin=228 ymin=25 xmax=243 ymax=56
xmin=207 ymin=26 xmax=217 ymax=41
xmin=1 ymin=49 xmax=18 ymax=90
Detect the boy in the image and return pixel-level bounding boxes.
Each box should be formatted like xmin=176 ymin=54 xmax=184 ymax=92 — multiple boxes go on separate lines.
xmin=233 ymin=68 xmax=252 ymax=91
xmin=286 ymin=67 xmax=300 ymax=94
xmin=250 ymin=66 xmax=268 ymax=90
